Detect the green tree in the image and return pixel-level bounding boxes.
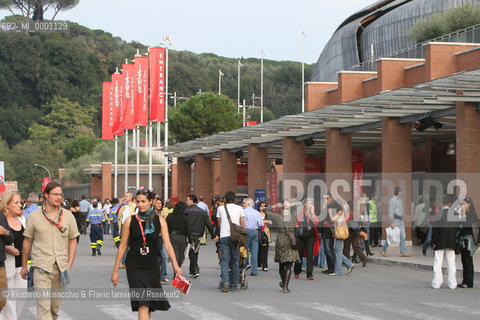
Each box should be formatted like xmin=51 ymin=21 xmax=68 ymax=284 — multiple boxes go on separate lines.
xmin=11 ymin=139 xmax=63 ymax=195
xmin=246 ymin=107 xmax=275 ymax=123
xmin=63 ymin=136 xmax=101 ymax=162
xmin=61 ymin=137 xmax=155 ymax=184
xmin=169 ymin=93 xmax=241 ymax=143
xmin=0 ymin=137 xmax=15 ymax=180
xmin=410 ymin=3 xmax=480 ymax=43
xmin=0 ymin=1 xmax=79 ymax=21
xmin=39 ymin=96 xmax=97 ymax=142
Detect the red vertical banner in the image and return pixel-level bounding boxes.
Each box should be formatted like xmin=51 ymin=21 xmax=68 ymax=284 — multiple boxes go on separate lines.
xmin=102 ymin=82 xmax=114 ymax=140
xmin=353 ymin=164 xmax=363 ymax=202
xmin=268 ymin=171 xmax=279 ymax=212
xmin=122 ymin=64 xmax=136 ymax=130
xmin=134 ymin=56 xmax=149 ymax=127
xmin=42 ymin=177 xmax=50 ymax=193
xmin=237 ymin=164 xmax=248 ymax=186
xmin=352 ymin=150 xmax=363 ymax=202
xmin=149 ymin=47 xmax=165 ymax=122
xmin=111 ymin=73 xmax=125 ymax=136
xmin=305 ymin=158 xmax=322 ymax=173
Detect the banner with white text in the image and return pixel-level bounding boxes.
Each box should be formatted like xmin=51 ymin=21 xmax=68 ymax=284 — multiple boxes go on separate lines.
xmin=134 ymin=56 xmax=149 ymax=127
xmin=101 ymin=82 xmax=114 ymax=140
xmin=149 ymin=47 xmax=165 ymax=123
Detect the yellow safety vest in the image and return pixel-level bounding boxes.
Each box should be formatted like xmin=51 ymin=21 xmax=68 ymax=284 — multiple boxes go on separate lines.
xmin=368 ymin=200 xmax=377 ymax=223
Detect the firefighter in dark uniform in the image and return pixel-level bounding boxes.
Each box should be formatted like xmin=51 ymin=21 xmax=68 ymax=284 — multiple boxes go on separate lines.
xmin=87 ymin=202 xmax=105 ymax=256
xmin=109 ymin=198 xmax=121 ymax=248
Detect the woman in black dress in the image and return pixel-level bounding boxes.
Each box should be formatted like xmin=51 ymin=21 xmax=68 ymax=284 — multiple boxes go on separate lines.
xmin=111 ymin=189 xmax=182 ymax=319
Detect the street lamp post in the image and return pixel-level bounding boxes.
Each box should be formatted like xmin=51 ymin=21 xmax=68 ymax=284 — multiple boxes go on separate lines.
xmin=34 ymin=163 xmax=51 ymax=180
xmin=302 ymin=31 xmax=306 ymax=113
xmin=237 ymin=60 xmax=243 ymax=113
xmin=162 ymin=31 xmax=173 ymax=201
xmin=218 ymin=69 xmax=224 ymax=95
xmin=261 ymin=51 xmax=264 ymax=123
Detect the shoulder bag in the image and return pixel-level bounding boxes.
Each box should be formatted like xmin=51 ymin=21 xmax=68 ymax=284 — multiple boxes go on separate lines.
xmin=285 ymin=220 xmax=301 ymax=250
xmin=334 ymin=219 xmax=349 ymax=240
xmin=293 ymin=210 xmax=306 ymax=239
xmin=224 ymin=204 xmax=247 ymax=247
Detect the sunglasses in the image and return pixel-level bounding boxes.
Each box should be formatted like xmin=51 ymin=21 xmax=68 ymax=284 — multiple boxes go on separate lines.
xmin=136 ymin=188 xmax=149 ymax=195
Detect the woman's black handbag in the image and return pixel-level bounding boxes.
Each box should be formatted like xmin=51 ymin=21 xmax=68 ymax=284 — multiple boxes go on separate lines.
xmin=285 ymin=221 xmax=301 ymax=250
xmin=259 ymin=229 xmax=268 ymax=246
xmin=347 ymin=220 xmax=361 ymax=235
xmin=455 ymin=230 xmax=464 ymax=255
xmin=294 ymin=226 xmax=304 ymax=239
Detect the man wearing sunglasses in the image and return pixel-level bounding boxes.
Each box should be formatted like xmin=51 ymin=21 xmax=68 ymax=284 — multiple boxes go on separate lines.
xmin=21 ymin=181 xmax=79 ymax=320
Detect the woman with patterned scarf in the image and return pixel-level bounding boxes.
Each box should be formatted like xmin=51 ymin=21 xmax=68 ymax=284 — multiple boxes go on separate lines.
xmin=111 ymin=189 xmax=182 ymax=319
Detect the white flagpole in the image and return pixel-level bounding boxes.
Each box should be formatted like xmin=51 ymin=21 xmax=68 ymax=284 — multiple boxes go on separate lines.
xmin=163 ymin=31 xmax=172 ymax=201
xmin=148 ymin=122 xmax=153 ymax=190
xmin=136 ymin=126 xmax=140 ymax=188
xmin=124 ymin=129 xmax=129 ymax=194
xmin=114 ymin=136 xmax=118 ymax=198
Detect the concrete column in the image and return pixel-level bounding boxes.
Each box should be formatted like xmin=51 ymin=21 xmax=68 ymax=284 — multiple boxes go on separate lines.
xmin=219 ymin=150 xmax=237 ymax=196
xmin=325 ymin=128 xmax=352 ymax=201
xmin=174 ymin=158 xmax=192 ymax=201
xmin=381 ymin=117 xmax=412 ymax=242
xmin=195 ymin=155 xmax=213 ymax=208
xmin=456 ymin=101 xmax=480 ymax=207
xmin=101 ymin=162 xmax=113 ymax=201
xmin=282 ymin=137 xmax=305 ymax=200
xmin=248 ymin=144 xmax=268 ymax=199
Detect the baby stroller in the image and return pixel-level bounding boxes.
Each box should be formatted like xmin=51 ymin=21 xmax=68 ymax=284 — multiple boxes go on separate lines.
xmin=238 ymin=246 xmax=248 ymax=290
xmin=218 ymin=246 xmax=248 ymax=290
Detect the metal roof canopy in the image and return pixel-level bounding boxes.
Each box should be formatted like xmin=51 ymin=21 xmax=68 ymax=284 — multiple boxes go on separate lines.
xmin=166 ymin=68 xmax=480 ymax=158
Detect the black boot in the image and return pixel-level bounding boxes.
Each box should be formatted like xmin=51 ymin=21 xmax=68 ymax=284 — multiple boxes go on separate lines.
xmin=283 ymin=269 xmax=291 ymax=293
xmin=91 ymin=248 xmax=96 ymax=256
xmin=97 ymin=245 xmax=102 ymax=256
xmin=365 ymin=240 xmax=374 ymax=256
xmin=279 ymin=265 xmax=285 ymax=289
xmin=352 ymin=254 xmax=359 ymax=264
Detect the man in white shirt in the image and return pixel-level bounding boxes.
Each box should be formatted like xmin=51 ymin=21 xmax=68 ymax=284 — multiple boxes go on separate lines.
xmin=217 ymin=191 xmax=245 ymax=292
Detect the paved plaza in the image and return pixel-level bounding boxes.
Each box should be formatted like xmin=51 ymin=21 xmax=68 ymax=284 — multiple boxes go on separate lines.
xmin=16 ymin=234 xmax=480 ymax=320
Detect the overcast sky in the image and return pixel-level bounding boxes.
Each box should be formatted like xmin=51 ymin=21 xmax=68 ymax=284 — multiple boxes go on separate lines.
xmin=1 ymin=0 xmax=372 ymax=64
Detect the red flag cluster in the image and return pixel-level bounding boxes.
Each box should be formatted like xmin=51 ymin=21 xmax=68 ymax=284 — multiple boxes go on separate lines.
xmin=101 ymin=48 xmax=166 ymax=140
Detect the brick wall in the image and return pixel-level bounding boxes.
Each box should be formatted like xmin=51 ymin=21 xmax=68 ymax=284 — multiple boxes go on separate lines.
xmin=456 ymin=101 xmax=480 ymax=206
xmin=219 ymin=150 xmax=237 ymax=195
xmin=248 ymin=144 xmax=268 ymax=199
xmin=305 ymin=82 xmax=338 ymax=111
xmin=195 ymin=155 xmax=213 ymax=207
xmin=338 ymin=71 xmax=377 ymax=102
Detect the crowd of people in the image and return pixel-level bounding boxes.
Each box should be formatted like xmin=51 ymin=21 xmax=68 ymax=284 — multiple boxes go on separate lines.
xmin=0 ymin=183 xmax=478 ymax=319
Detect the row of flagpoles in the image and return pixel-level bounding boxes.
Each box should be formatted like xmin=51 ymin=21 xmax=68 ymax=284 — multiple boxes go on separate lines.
xmin=101 ymin=42 xmax=170 ymax=199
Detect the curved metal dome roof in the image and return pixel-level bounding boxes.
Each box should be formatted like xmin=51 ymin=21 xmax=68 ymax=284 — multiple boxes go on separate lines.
xmin=312 ymin=0 xmax=480 ymax=82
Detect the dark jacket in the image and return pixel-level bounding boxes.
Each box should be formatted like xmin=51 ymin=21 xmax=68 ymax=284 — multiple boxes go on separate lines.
xmin=185 ymin=205 xmax=215 ymax=238
xmin=459 ymin=207 xmax=480 ymax=239
xmin=166 ymin=212 xmax=192 ymax=243
xmin=0 ymin=212 xmax=14 ymax=267
xmin=431 ymin=207 xmax=459 ymax=251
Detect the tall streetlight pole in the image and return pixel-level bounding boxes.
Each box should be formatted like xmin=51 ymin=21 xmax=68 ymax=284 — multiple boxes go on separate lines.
xmin=302 ymin=31 xmax=306 ymax=113
xmin=261 ymin=51 xmax=264 ymax=123
xmin=162 ymin=31 xmax=172 ymax=200
xmin=237 ymin=60 xmax=243 ymax=113
xmin=34 ymin=163 xmax=51 ymax=180
xmin=218 ymin=69 xmax=224 ymax=95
